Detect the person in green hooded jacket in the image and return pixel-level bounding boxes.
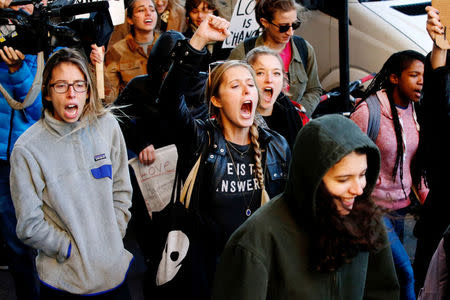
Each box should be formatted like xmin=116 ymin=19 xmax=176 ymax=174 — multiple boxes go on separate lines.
xmin=212 ymin=114 xmax=399 ymax=300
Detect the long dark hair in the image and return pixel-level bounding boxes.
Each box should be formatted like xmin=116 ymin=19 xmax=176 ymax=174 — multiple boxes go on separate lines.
xmin=310 ymin=148 xmax=385 ymax=272
xmin=360 ymin=50 xmax=425 ymax=193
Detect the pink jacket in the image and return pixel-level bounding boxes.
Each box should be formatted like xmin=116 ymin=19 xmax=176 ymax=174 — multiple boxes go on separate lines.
xmin=351 ymin=90 xmax=427 ymax=210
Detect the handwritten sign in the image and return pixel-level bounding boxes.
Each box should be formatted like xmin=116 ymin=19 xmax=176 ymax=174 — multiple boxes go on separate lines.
xmin=433 ymin=0 xmax=450 ymax=49
xmin=74 ymin=0 xmax=125 ymax=25
xmin=129 ymin=144 xmax=178 ymax=218
xmin=222 ymin=0 xmax=261 ymax=49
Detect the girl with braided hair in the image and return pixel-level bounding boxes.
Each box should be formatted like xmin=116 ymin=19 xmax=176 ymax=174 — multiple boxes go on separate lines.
xmin=158 ymin=15 xmax=290 ymax=299
xmin=352 ymin=50 xmax=427 ymax=239
xmin=351 ymin=50 xmax=429 ymax=300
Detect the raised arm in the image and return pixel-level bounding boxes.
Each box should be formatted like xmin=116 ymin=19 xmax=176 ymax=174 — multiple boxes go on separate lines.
xmin=158 ymin=15 xmax=229 ymax=150
xmin=426 ymin=6 xmax=448 ymax=69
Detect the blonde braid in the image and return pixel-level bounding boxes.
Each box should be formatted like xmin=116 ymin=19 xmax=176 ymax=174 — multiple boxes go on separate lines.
xmin=250 ymin=123 xmax=270 ymax=205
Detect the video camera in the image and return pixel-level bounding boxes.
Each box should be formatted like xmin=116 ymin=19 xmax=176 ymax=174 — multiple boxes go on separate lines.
xmin=0 ymin=0 xmax=113 ymax=58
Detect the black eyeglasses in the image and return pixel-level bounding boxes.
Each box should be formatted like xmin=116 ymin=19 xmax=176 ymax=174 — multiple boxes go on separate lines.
xmin=269 ymin=20 xmax=301 ymax=33
xmin=49 ymin=80 xmax=88 ymax=94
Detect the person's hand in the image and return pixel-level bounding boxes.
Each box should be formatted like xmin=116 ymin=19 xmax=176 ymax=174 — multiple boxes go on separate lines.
xmin=426 ymin=6 xmax=444 ymax=43
xmin=90 ymin=44 xmax=105 ymax=65
xmin=139 ymin=145 xmax=156 ymax=165
xmin=426 ymin=6 xmax=447 ymax=68
xmin=190 ymin=15 xmax=230 ymax=50
xmin=0 ymin=0 xmax=12 ymax=8
xmin=0 ymin=46 xmax=25 ymax=73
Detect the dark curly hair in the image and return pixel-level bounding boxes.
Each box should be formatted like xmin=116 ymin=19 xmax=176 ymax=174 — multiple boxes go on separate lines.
xmin=309 ymin=148 xmax=385 ymax=272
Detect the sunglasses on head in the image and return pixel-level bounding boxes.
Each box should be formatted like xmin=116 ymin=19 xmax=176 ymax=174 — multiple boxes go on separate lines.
xmin=269 ymin=20 xmax=301 ymax=33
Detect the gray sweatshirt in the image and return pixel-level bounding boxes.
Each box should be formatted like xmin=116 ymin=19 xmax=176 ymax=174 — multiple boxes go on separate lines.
xmin=10 ymin=110 xmax=133 ymax=294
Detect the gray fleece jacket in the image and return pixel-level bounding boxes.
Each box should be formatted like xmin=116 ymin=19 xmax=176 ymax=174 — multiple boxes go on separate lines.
xmin=10 ymin=110 xmax=133 ymax=294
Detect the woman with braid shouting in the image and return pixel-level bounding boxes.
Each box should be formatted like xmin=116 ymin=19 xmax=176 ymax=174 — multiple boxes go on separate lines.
xmin=158 ymin=15 xmax=290 ymax=299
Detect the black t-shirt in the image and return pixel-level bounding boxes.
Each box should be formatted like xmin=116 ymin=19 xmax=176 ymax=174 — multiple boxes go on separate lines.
xmin=210 ymin=141 xmax=262 ymax=240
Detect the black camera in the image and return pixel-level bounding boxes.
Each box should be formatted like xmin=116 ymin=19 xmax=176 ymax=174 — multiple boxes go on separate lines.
xmin=0 ymin=0 xmax=113 ymax=58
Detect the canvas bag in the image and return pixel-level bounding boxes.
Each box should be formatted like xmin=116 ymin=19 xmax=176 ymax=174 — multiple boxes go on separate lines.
xmin=144 ymin=148 xmax=205 ymax=299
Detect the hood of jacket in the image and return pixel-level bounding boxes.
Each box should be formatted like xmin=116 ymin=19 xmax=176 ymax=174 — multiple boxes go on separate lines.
xmin=284 ymin=114 xmax=380 ymax=225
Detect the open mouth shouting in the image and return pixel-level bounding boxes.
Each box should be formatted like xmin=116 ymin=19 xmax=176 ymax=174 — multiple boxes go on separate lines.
xmin=64 ymin=103 xmax=80 ymax=120
xmin=263 ymin=87 xmax=274 ymax=103
xmin=240 ymin=100 xmax=254 ymax=119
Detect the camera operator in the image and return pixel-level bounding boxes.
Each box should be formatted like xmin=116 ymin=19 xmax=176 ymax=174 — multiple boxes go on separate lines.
xmin=0 ymin=2 xmax=43 ymax=299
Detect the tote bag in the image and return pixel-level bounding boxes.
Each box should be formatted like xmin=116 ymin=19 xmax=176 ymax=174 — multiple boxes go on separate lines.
xmin=146 ymin=151 xmax=207 ymax=299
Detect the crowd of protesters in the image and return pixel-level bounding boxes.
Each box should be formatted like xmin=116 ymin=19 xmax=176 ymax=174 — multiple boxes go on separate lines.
xmin=0 ymin=0 xmax=449 ymax=299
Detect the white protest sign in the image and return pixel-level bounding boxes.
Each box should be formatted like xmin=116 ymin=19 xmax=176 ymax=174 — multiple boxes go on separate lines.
xmin=222 ymin=0 xmax=261 ymax=49
xmin=74 ymin=0 xmax=125 ymax=26
xmin=129 ymin=144 xmax=178 ymax=218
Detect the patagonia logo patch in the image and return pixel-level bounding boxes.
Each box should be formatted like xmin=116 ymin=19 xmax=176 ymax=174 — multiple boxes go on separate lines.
xmin=91 ymin=164 xmax=112 ymax=180
xmin=94 ymin=153 xmax=106 ymax=161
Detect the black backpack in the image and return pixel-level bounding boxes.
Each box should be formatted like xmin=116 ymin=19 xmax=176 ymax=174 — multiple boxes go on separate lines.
xmin=243 ymin=35 xmax=309 ymax=70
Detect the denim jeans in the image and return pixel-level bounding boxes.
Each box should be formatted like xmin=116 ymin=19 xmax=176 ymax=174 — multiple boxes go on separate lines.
xmin=384 ymin=216 xmax=415 ymax=300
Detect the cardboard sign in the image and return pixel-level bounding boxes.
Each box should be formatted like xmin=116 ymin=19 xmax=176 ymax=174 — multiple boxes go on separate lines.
xmin=74 ymin=0 xmax=125 ymax=25
xmin=222 ymin=0 xmax=261 ymax=49
xmin=432 ymin=0 xmax=450 ymax=49
xmin=129 ymin=144 xmax=178 ymax=218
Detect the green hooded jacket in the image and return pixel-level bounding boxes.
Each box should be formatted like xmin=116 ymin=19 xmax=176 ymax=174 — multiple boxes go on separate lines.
xmin=212 ymin=114 xmax=399 ymax=300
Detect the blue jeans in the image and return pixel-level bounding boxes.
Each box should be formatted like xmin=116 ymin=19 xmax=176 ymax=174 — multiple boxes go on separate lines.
xmin=384 ymin=216 xmax=415 ymax=300
xmin=0 ymin=162 xmax=40 ymax=300
xmin=387 ymin=206 xmax=409 ymax=242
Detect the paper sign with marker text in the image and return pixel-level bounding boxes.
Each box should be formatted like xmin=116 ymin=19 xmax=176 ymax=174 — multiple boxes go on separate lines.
xmin=129 ymin=144 xmax=178 ymax=218
xmin=222 ymin=0 xmax=261 ymax=49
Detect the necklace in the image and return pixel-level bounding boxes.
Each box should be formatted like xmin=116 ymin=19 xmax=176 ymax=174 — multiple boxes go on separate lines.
xmin=225 ymin=140 xmax=251 ymax=158
xmin=225 ymin=142 xmax=256 ymax=217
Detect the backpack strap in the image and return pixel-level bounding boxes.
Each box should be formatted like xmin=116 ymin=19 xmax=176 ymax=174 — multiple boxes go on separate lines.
xmin=292 ymin=35 xmax=308 ymax=70
xmin=243 ymin=36 xmax=258 ymax=55
xmin=366 ymin=94 xmax=381 ymax=143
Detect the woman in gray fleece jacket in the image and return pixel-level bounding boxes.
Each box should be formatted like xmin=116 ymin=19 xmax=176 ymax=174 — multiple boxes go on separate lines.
xmin=9 ymin=48 xmax=133 ymax=298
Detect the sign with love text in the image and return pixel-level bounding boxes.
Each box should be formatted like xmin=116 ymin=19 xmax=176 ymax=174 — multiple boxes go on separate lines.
xmin=222 ymin=0 xmax=261 ymax=49
xmin=129 ymin=144 xmax=178 ymax=218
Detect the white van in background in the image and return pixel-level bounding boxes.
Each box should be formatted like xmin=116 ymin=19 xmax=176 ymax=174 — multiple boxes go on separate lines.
xmin=296 ymin=0 xmax=433 ymax=91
